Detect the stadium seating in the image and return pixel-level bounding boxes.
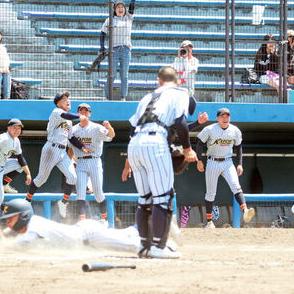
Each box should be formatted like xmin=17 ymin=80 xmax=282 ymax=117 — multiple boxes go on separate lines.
xmin=1 ymin=0 xmax=289 ymax=101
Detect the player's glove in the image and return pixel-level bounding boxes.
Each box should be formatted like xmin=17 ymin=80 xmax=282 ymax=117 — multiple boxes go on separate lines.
xmin=171 ymin=144 xmax=189 ymax=175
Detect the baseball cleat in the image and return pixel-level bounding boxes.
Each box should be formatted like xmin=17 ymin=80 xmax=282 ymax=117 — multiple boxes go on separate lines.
xmin=147 ymin=245 xmax=181 ymax=259
xmin=4 ymin=184 xmax=18 ymax=193
xmin=243 ymin=207 xmax=255 ymax=223
xmin=204 ymin=221 xmax=215 ymax=229
xmin=57 ymin=200 xmax=68 ymax=218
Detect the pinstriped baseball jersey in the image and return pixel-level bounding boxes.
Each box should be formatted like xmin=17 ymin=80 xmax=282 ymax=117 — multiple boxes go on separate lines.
xmin=71 ymin=121 xmax=112 ymax=203
xmin=129 ymin=85 xmax=190 ymax=135
xmin=0 ymin=132 xmax=22 ymax=167
xmin=128 ymin=84 xmax=189 ymax=200
xmin=71 ymin=122 xmax=112 ymax=158
xmin=47 ymin=108 xmax=73 ymax=146
xmin=197 ymin=123 xmax=242 ymax=158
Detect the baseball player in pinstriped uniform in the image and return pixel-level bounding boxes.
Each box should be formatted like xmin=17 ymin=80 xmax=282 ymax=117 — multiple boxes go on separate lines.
xmin=70 ymin=103 xmax=115 ymax=221
xmin=122 ymin=66 xmax=197 ymax=259
xmin=196 ymin=108 xmax=255 ymax=228
xmin=0 ymin=119 xmax=32 ymax=204
xmin=25 ymin=92 xmax=90 ymax=218
xmin=0 ymin=199 xmax=140 ymax=253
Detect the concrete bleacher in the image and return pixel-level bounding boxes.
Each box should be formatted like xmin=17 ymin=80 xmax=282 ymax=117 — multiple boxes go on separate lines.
xmin=2 ymin=0 xmax=289 ymax=101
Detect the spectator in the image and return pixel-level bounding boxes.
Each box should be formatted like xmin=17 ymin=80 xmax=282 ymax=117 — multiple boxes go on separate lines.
xmin=0 ymin=31 xmax=11 ymax=99
xmin=172 ymin=40 xmax=199 ymax=96
xmin=287 ymin=29 xmax=294 ymax=85
xmin=100 ymin=0 xmax=136 ymax=101
xmin=254 ymin=34 xmax=279 ymax=92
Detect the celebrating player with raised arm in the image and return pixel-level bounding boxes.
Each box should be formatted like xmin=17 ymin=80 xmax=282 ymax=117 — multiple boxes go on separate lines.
xmin=70 ymin=103 xmax=115 ymax=221
xmin=122 ymin=66 xmax=197 ymax=259
xmin=25 ymin=92 xmax=90 ymax=218
xmin=196 ymin=108 xmax=255 ymax=228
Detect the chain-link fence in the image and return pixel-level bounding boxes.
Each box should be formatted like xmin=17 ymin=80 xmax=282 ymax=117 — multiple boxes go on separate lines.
xmin=0 ymin=0 xmax=292 ymax=102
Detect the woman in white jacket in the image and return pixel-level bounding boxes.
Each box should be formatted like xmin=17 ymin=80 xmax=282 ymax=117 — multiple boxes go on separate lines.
xmin=0 ymin=32 xmax=11 ymax=99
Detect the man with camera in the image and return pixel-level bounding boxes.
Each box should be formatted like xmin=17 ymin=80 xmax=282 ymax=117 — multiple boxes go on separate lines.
xmin=172 ymin=40 xmax=199 ymax=96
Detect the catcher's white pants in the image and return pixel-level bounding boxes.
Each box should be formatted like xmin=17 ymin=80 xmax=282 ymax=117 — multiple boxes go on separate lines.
xmin=76 ymin=157 xmax=104 ymax=203
xmin=205 ymin=158 xmax=242 ymax=202
xmin=128 ymin=133 xmax=173 ymax=205
xmin=34 ymin=142 xmax=77 ymax=188
xmin=0 ymin=158 xmax=22 ymax=204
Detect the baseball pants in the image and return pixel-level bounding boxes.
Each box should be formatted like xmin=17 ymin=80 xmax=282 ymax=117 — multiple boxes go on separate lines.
xmin=128 ymin=133 xmax=174 ymax=205
xmin=205 ymin=158 xmax=242 ymax=202
xmin=0 ymin=158 xmax=22 ymax=204
xmin=34 ymin=142 xmax=77 ymax=188
xmin=76 ymin=157 xmax=105 ymax=203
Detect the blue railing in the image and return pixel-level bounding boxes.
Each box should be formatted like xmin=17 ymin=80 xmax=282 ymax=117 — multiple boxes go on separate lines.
xmin=232 ymin=194 xmax=294 ymax=228
xmin=3 ymin=193 xmax=177 ymax=228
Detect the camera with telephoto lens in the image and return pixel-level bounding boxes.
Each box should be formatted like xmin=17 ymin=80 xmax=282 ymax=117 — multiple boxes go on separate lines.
xmin=179 ymin=47 xmax=188 ymax=57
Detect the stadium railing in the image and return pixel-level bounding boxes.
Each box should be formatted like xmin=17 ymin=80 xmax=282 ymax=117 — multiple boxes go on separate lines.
xmin=232 ymin=194 xmax=294 ymax=228
xmin=3 ymin=193 xmax=177 ymax=228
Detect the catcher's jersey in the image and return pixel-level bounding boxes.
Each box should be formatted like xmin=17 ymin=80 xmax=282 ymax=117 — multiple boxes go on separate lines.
xmin=101 ymin=14 xmax=133 ymax=48
xmin=129 ymin=84 xmax=190 ymax=136
xmin=46 ymin=108 xmax=73 ymax=146
xmin=197 ymin=123 xmax=242 ymax=158
xmin=0 ymin=132 xmax=22 ymax=167
xmin=71 ymin=121 xmax=112 ymax=158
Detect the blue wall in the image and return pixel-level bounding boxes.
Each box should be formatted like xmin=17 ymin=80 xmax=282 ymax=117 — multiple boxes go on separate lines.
xmin=1 ymin=100 xmax=294 ymax=123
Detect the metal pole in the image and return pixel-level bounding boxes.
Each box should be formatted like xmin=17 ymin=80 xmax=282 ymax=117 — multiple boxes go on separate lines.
xmin=108 ymin=0 xmax=114 ymax=100
xmin=230 ymin=0 xmax=235 ymax=102
xmin=283 ymin=0 xmax=288 ymax=103
xmin=225 ymin=0 xmax=230 ymax=102
xmin=279 ymin=0 xmax=284 ymax=103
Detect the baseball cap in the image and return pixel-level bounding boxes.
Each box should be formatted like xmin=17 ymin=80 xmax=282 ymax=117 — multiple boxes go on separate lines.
xmin=0 ymin=199 xmax=33 ymax=220
xmin=7 ymin=118 xmax=24 ymax=128
xmin=77 ymin=103 xmax=91 ymax=112
xmin=217 ymin=108 xmax=230 ymax=116
xmin=181 ymin=40 xmax=193 ymax=48
xmin=54 ymin=91 xmax=70 ymax=105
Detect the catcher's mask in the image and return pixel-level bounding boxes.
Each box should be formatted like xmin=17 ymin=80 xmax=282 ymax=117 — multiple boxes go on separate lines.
xmin=0 ymin=199 xmax=34 ymax=232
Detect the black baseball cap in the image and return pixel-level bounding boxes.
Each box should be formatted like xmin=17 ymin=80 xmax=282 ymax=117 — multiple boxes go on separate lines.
xmin=54 ymin=91 xmax=70 ymax=105
xmin=217 ymin=108 xmax=230 ymax=117
xmin=7 ymin=118 xmax=24 ymax=128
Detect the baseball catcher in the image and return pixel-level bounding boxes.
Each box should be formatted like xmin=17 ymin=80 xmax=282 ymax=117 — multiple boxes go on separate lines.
xmin=169 ymin=96 xmax=208 ymax=175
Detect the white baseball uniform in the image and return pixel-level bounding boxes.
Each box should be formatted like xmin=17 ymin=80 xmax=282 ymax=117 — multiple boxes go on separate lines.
xmin=0 ymin=132 xmax=23 ymax=203
xmin=197 ymin=122 xmax=243 ymax=201
xmin=71 ymin=121 xmax=112 ymax=203
xmin=128 ymin=84 xmax=189 ymax=205
xmin=33 ymin=107 xmax=76 ymax=188
xmin=15 ymin=215 xmax=139 ymax=252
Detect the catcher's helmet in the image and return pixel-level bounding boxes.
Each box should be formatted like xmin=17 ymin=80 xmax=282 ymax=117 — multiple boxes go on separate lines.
xmin=7 ymin=118 xmax=24 ymax=128
xmin=0 ymin=199 xmax=34 ymax=231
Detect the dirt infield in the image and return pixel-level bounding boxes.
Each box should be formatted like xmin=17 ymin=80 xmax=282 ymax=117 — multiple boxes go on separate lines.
xmin=1 ymin=228 xmax=294 ymax=294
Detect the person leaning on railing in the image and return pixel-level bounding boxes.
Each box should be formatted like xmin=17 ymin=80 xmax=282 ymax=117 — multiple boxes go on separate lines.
xmin=100 ymin=0 xmax=136 ymax=101
xmin=0 ymin=31 xmax=11 ymax=99
xmin=253 ymin=34 xmax=279 ymax=92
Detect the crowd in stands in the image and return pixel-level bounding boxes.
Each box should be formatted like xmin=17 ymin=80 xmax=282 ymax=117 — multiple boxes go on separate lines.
xmin=2 ymin=0 xmax=294 ymax=101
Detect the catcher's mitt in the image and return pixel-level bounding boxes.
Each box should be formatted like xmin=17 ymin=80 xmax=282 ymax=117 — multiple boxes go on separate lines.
xmin=171 ymin=144 xmax=189 ymax=175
